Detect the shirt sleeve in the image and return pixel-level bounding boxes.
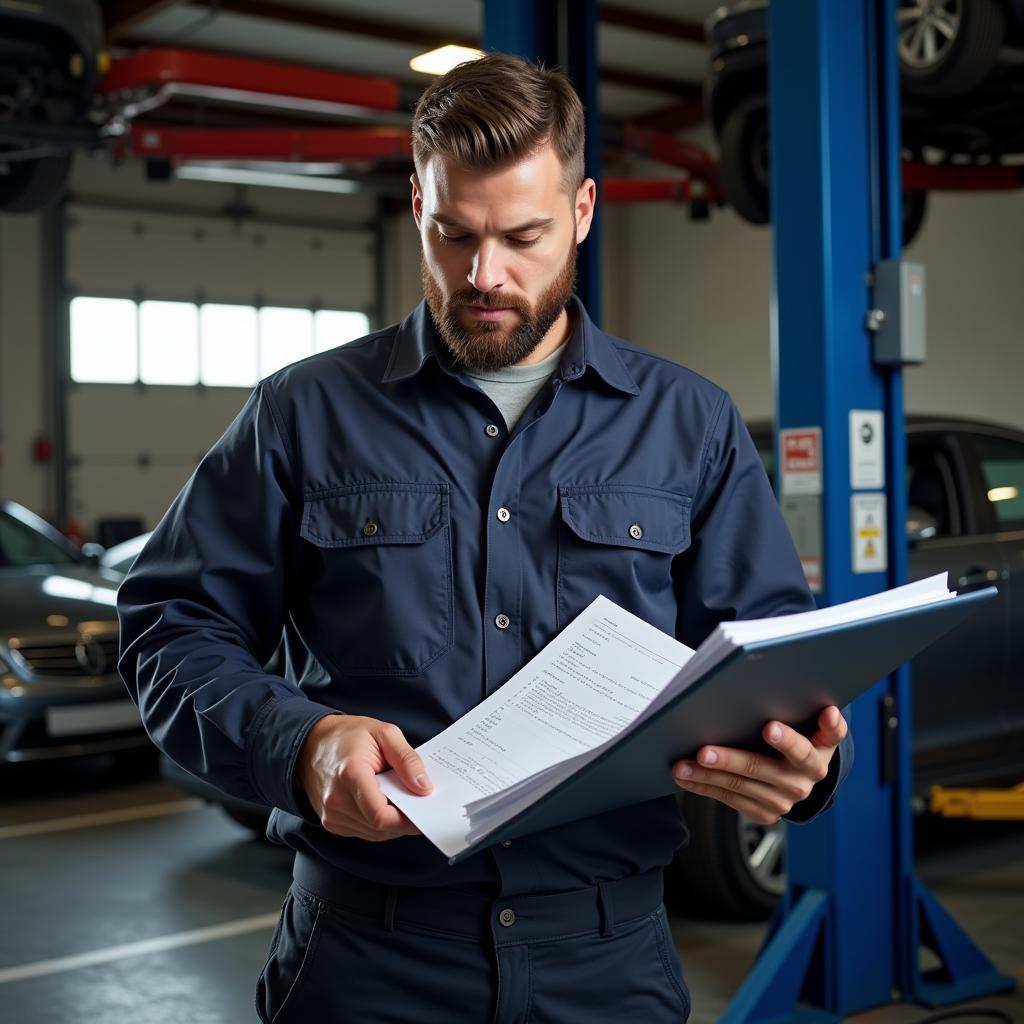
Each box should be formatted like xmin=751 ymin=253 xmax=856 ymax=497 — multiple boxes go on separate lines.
xmin=672 ymin=391 xmax=854 ymax=822
xmin=116 ymin=380 xmax=338 ymax=818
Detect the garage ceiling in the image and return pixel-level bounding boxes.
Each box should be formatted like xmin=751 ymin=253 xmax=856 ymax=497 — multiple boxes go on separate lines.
xmin=103 ymin=0 xmax=724 ymax=125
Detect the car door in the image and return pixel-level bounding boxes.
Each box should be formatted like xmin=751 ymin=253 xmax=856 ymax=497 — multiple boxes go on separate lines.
xmin=906 ymin=429 xmax=1010 ymax=773
xmin=960 ymin=430 xmax=1024 ymax=758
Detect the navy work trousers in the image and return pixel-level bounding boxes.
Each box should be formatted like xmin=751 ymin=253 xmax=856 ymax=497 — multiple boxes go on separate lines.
xmin=255 ymin=853 xmax=691 ymax=1023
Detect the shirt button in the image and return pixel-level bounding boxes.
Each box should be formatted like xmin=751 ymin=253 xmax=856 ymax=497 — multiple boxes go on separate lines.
xmin=496 ymin=507 xmax=511 ymax=522
xmin=363 ymin=520 xmax=379 ymax=537
xmin=498 ymin=908 xmax=516 ymax=927
xmin=629 ymin=523 xmax=643 ymax=540
xmin=485 ymin=423 xmax=500 ymax=437
xmin=495 ymin=613 xmax=510 ymax=630
xmin=501 ymin=840 xmax=512 ymax=847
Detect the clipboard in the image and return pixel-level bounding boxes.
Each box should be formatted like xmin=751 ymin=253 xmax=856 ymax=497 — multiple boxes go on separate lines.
xmin=448 ymin=586 xmax=996 ymax=863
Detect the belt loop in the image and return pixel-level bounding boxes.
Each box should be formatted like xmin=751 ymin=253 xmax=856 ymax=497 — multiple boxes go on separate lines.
xmin=597 ymin=881 xmax=615 ymax=938
xmin=383 ymin=886 xmax=399 ymax=932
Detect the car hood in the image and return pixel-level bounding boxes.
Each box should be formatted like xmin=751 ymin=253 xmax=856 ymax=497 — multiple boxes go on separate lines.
xmin=0 ymin=563 xmax=122 ymax=643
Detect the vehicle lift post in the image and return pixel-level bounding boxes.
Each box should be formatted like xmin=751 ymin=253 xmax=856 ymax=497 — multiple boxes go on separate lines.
xmin=721 ymin=2 xmax=1015 ymax=1020
xmin=482 ymin=0 xmax=601 ymax=323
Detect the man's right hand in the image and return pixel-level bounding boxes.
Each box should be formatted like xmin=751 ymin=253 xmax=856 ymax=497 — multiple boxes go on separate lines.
xmin=296 ymin=714 xmax=433 ymax=841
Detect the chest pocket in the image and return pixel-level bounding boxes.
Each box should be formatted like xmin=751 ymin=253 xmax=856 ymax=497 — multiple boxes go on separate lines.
xmin=556 ymin=483 xmax=691 ymax=635
xmin=299 ymin=481 xmax=453 ymax=676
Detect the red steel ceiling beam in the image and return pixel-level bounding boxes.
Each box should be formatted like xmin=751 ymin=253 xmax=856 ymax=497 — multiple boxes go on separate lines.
xmin=617 ymin=123 xmax=719 ymax=183
xmin=604 ymin=178 xmax=722 ymax=204
xmin=100 ymin=48 xmax=401 ymax=111
xmin=902 ymin=161 xmax=1024 ymax=191
xmin=129 ymin=123 xmax=412 ymax=160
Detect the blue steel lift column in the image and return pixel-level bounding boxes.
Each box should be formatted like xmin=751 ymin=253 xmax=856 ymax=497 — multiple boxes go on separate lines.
xmin=722 ymin=2 xmax=1014 ymax=1021
xmin=483 ymin=1 xmax=601 ymax=322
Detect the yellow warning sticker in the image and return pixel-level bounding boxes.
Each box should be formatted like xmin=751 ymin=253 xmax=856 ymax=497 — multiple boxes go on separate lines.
xmin=852 ymin=493 xmax=887 ymax=574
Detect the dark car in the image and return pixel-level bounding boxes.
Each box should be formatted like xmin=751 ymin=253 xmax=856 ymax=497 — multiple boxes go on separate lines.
xmin=0 ymin=499 xmax=150 ymax=763
xmin=704 ymin=0 xmax=1024 ymax=242
xmin=671 ymin=413 xmax=1024 ymax=917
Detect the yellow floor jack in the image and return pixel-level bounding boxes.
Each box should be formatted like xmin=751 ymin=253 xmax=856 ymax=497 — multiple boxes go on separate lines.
xmin=929 ymin=783 xmax=1024 ymax=820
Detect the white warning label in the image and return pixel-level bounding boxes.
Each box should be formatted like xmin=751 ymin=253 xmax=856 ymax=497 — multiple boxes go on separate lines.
xmin=852 ymin=493 xmax=887 ymax=574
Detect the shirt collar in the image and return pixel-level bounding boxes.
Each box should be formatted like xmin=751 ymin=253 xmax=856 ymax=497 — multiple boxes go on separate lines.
xmin=381 ymin=295 xmax=640 ymax=397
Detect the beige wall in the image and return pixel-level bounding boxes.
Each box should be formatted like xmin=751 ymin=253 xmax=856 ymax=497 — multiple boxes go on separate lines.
xmin=0 ymin=212 xmax=49 ymax=513
xmin=605 ymin=179 xmax=1024 ymax=430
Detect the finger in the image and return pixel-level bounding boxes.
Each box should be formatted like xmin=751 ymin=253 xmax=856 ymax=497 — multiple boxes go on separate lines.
xmin=761 ymin=723 xmax=830 ymax=783
xmin=675 ymin=761 xmax=811 ymax=810
xmin=375 ymin=723 xmax=433 ymax=795
xmin=676 ymin=778 xmax=785 ymax=826
xmin=339 ymin=761 xmax=412 ymax=832
xmin=322 ymin=800 xmax=421 ymax=835
xmin=810 ymin=706 xmax=848 ymax=748
xmin=690 ymin=742 xmax=807 ymax=791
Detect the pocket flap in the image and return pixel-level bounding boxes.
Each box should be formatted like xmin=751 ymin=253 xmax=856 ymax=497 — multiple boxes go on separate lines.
xmin=559 ymin=484 xmax=691 ymax=554
xmin=301 ymin=482 xmax=449 ymax=548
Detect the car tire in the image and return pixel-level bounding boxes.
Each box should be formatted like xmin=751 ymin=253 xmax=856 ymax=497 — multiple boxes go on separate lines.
xmin=0 ymin=150 xmax=73 ymax=213
xmin=669 ymin=792 xmax=785 ymax=920
xmin=897 ymin=0 xmax=1006 ymax=98
xmin=222 ymin=803 xmax=272 ymax=837
xmin=718 ymin=100 xmax=927 ymax=247
xmin=718 ymin=97 xmax=770 ymax=226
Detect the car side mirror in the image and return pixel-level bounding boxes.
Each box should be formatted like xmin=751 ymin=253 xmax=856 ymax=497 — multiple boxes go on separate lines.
xmin=80 ymin=541 xmax=105 ymax=565
xmin=906 ymin=506 xmax=938 ymax=544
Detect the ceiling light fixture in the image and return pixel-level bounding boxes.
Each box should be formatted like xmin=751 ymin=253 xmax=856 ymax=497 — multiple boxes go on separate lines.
xmin=410 ymin=44 xmax=485 ymax=76
xmin=175 ymin=165 xmax=361 ymax=194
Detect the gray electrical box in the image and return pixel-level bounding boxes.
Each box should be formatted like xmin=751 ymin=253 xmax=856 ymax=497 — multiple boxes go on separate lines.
xmin=872 ymin=259 xmax=926 ymax=365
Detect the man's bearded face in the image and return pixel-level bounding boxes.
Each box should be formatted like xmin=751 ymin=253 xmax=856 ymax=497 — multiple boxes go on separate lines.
xmin=420 ymin=239 xmax=576 ymax=372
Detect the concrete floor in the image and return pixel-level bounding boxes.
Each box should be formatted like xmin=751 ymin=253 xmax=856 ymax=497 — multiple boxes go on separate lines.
xmin=1 ymin=754 xmax=1021 ymax=1024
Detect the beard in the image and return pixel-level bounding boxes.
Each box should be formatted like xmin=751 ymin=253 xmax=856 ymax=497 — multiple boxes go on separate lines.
xmin=421 ymin=240 xmax=577 ymax=373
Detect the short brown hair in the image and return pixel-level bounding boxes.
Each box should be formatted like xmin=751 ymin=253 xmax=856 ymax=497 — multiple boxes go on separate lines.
xmin=411 ymin=52 xmax=586 ymax=193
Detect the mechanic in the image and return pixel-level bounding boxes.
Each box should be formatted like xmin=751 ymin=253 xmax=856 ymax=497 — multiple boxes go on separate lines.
xmin=117 ymin=52 xmax=852 ymax=1024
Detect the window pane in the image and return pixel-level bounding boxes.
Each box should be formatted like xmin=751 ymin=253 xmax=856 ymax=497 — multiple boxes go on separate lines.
xmin=260 ymin=307 xmax=313 ymax=377
xmin=975 ymin=436 xmax=1024 ymax=531
xmin=907 ymin=446 xmax=955 ymax=537
xmin=314 ymin=309 xmax=369 ymax=353
xmin=0 ymin=509 xmax=75 ymax=567
xmin=70 ymin=297 xmax=138 ymax=383
xmin=200 ymin=304 xmax=258 ymax=387
xmin=140 ymin=301 xmax=199 ymax=385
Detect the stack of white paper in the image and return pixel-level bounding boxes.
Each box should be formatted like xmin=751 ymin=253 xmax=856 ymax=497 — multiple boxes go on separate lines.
xmin=377 ymin=573 xmax=954 ymax=860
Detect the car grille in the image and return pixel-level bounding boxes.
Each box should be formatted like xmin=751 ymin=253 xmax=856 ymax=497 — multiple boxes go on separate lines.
xmin=9 ymin=634 xmax=120 ymax=677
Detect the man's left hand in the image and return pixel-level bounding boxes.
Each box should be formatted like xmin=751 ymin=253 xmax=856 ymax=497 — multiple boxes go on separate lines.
xmin=672 ymin=706 xmax=849 ymax=824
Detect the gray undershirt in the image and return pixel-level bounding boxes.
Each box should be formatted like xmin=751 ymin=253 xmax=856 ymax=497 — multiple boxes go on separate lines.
xmin=465 ymin=340 xmax=569 ymax=431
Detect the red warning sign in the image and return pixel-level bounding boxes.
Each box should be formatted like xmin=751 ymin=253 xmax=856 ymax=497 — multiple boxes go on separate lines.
xmin=780 ymin=427 xmax=823 ymax=496
xmin=784 ymin=432 xmax=819 ymax=472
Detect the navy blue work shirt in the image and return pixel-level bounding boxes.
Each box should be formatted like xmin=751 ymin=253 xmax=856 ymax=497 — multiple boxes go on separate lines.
xmin=118 ymin=294 xmax=852 ymax=895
